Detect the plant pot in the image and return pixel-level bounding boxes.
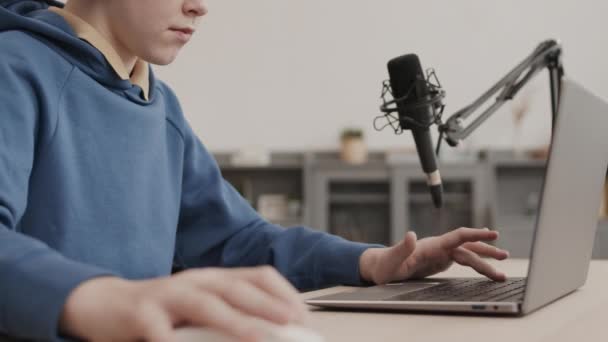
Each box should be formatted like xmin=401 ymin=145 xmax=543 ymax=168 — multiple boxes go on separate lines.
xmin=340 ymin=137 xmax=368 ymax=164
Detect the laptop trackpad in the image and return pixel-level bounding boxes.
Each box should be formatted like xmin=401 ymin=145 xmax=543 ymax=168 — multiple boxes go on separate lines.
xmin=321 ymin=282 xmax=440 ymax=301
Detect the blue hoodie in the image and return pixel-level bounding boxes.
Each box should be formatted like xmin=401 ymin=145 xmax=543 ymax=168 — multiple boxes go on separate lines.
xmin=0 ymin=1 xmax=377 ymax=340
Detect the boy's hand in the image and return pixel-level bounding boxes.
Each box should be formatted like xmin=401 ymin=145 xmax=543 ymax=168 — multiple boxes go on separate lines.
xmin=59 ymin=266 xmax=309 ymax=342
xmin=359 ymin=228 xmax=510 ymax=285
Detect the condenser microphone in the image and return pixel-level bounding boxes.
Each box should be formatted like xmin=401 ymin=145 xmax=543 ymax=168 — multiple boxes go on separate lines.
xmin=387 ymin=54 xmax=443 ymax=208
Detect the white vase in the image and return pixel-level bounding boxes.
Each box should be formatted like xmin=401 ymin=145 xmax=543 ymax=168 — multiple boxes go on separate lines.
xmin=512 ymin=124 xmax=525 ymax=159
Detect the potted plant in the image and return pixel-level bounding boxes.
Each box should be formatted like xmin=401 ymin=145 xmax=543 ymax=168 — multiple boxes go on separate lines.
xmin=340 ymin=128 xmax=368 ymax=164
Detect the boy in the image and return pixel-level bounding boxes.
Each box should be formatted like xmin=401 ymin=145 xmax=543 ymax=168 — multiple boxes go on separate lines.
xmin=0 ymin=0 xmax=509 ymax=341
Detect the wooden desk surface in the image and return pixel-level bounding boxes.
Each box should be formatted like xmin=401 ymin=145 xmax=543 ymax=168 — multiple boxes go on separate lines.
xmin=302 ymin=259 xmax=608 ymax=342
xmin=3 ymin=260 xmax=603 ymax=341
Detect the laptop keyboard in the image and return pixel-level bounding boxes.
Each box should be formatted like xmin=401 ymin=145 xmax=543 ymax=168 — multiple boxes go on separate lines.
xmin=385 ymin=278 xmax=526 ymax=302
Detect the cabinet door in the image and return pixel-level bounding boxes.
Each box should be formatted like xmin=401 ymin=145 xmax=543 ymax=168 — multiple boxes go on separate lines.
xmin=308 ymin=167 xmax=391 ymax=245
xmin=492 ymin=166 xmax=545 ymax=258
xmin=328 ymin=180 xmax=391 ymax=245
xmin=407 ymin=180 xmax=473 ymax=238
xmin=222 ymin=168 xmax=304 ymax=227
xmin=392 ymin=163 xmax=486 ymax=244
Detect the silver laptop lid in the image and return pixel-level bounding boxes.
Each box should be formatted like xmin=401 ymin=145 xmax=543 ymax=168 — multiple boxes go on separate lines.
xmin=522 ymin=78 xmax=608 ymax=314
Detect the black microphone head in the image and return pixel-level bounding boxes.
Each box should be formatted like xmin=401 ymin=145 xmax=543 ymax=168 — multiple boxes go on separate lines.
xmin=387 ymin=54 xmax=425 ymax=99
xmin=387 ymin=54 xmax=433 ymax=129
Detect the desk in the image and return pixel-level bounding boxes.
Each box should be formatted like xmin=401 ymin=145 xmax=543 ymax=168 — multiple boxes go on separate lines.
xmin=302 ymin=259 xmax=608 ymax=342
xmin=2 ymin=260 xmax=604 ymax=341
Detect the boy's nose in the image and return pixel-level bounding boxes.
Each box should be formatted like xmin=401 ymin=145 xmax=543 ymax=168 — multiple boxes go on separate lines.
xmin=184 ymin=0 xmax=208 ymax=17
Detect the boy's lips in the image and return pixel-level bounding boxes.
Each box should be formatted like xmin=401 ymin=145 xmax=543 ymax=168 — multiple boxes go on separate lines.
xmin=169 ymin=26 xmax=195 ymax=42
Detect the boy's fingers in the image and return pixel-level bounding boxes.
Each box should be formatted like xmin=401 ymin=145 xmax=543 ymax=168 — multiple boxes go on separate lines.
xmin=181 ymin=267 xmax=307 ymax=323
xmin=452 ymin=247 xmax=507 ymax=281
xmin=170 ymin=289 xmax=262 ymax=342
xmin=139 ymin=307 xmax=175 ymax=342
xmin=232 ymin=267 xmax=309 ymax=321
xmin=195 ymin=278 xmax=295 ymax=325
xmin=462 ymin=242 xmax=510 ymax=260
xmin=440 ymin=228 xmax=499 ymax=250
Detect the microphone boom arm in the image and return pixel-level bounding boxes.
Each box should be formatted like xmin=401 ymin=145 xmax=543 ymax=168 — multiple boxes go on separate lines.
xmin=437 ymin=39 xmax=564 ymax=150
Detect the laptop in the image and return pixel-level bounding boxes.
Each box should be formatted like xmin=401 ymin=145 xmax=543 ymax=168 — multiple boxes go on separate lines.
xmin=306 ymin=78 xmax=608 ymax=315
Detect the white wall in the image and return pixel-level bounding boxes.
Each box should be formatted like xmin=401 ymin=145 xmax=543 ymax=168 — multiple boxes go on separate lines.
xmin=154 ymin=0 xmax=608 ymax=154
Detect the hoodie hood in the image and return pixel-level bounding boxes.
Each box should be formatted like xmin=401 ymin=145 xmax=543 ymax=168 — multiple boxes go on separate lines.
xmin=0 ymin=0 xmax=155 ymax=101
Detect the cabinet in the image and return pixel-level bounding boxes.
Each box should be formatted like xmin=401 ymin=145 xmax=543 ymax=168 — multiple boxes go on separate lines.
xmin=215 ymin=150 xmax=608 ymax=258
xmin=215 ymin=153 xmax=306 ymax=227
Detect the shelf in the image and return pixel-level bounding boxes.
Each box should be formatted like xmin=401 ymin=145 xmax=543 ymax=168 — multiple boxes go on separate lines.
xmin=481 ymin=150 xmax=548 ymax=168
xmin=329 ymin=193 xmax=389 ymax=204
xmin=408 ymin=193 xmax=470 ymax=204
xmin=310 ymin=151 xmax=388 ymax=169
xmin=493 ymin=160 xmax=547 ymax=168
xmin=213 ymin=152 xmax=304 ymax=169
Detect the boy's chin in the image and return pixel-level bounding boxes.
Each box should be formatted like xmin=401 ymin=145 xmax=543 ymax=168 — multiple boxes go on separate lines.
xmin=147 ymin=56 xmax=178 ymax=66
xmin=142 ymin=50 xmax=180 ymax=66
